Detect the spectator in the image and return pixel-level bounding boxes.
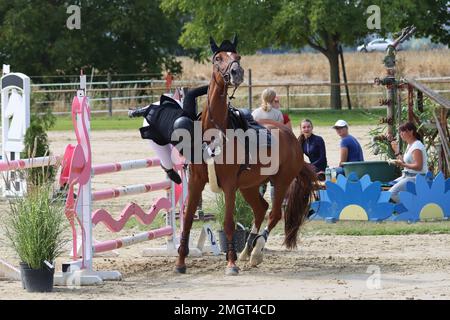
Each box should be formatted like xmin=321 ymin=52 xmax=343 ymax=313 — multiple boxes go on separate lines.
xmin=251 ymin=88 xmax=284 ymax=123
xmin=389 ymin=122 xmax=428 ymax=203
xmin=252 ymin=88 xmax=283 ymax=202
xmin=332 ymin=119 xmax=364 ymax=175
xmin=300 ymin=119 xmax=327 ymax=180
xmin=272 ymin=95 xmax=292 ymax=130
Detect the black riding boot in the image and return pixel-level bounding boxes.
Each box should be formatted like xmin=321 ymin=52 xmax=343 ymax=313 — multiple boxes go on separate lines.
xmin=128 ymin=105 xmax=150 ymax=118
xmin=162 ymin=165 xmax=182 ymax=184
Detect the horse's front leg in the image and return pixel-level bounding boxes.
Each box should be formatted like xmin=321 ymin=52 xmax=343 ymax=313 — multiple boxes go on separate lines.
xmin=175 ymin=177 xmax=205 ymax=274
xmin=223 ymin=187 xmax=240 ymax=276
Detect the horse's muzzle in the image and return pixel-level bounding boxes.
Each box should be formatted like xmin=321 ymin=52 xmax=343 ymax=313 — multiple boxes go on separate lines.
xmin=230 ymin=64 xmax=244 ymax=86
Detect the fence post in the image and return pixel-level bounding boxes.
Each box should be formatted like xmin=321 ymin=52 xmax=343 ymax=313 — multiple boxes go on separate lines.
xmin=286 ymin=85 xmax=290 ymax=112
xmin=107 ymin=72 xmax=112 ymax=117
xmin=150 ymin=79 xmax=154 ymax=102
xmin=248 ymin=69 xmax=252 ymax=110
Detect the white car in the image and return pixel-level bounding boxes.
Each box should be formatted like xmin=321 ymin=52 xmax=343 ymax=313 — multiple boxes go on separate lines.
xmin=357 ymin=38 xmax=397 ymax=52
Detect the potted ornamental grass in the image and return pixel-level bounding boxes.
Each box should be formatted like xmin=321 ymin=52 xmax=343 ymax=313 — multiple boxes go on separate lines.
xmin=3 ymin=179 xmax=68 ymax=292
xmin=214 ymin=191 xmax=254 ymax=253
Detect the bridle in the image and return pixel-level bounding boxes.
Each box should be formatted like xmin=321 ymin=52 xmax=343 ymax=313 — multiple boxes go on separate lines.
xmin=212 ymin=52 xmax=241 ymax=88
xmin=206 ymin=52 xmax=241 ymax=135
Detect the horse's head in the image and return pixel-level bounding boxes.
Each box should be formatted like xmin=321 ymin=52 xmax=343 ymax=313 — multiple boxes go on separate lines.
xmin=210 ymin=35 xmax=244 ymax=87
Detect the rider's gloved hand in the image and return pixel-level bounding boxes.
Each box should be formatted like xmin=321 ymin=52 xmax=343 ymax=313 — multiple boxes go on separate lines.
xmin=128 ymin=105 xmax=150 ymax=118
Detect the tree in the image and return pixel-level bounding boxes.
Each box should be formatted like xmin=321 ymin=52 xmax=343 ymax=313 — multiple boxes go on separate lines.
xmin=0 ymin=0 xmax=182 ymax=80
xmin=161 ymin=0 xmax=449 ymax=109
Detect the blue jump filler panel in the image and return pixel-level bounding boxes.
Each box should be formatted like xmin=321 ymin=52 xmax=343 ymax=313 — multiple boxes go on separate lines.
xmin=393 ymin=172 xmax=450 ymax=222
xmin=310 ymin=172 xmax=394 ymax=221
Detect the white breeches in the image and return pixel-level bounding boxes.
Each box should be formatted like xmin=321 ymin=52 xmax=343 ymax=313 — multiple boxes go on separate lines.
xmin=148 ymin=140 xmax=174 ymax=170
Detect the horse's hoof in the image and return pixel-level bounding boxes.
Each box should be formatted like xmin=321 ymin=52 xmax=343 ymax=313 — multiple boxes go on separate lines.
xmin=225 ymin=266 xmax=239 ymax=276
xmin=175 ymin=265 xmax=187 ymax=274
xmin=238 ymin=244 xmax=250 ymax=261
xmin=250 ymin=237 xmax=265 ymax=267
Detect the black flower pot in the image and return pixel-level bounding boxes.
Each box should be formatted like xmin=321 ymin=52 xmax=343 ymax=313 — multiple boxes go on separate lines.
xmin=20 ymin=262 xmax=54 ymax=292
xmin=218 ymin=229 xmax=249 ymax=253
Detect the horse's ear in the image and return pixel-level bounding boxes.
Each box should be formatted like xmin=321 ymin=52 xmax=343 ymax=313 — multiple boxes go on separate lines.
xmin=232 ymin=34 xmax=238 ymax=48
xmin=210 ymin=36 xmax=219 ymax=53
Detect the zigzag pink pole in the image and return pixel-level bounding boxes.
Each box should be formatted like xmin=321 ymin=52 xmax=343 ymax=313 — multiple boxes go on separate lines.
xmin=92 ymin=198 xmax=172 ymax=232
xmin=92 ymin=181 xmax=171 ymax=202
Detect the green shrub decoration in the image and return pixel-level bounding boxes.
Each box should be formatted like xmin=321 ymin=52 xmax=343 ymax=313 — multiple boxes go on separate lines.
xmin=214 ymin=191 xmax=254 ymax=230
xmin=4 ymin=182 xmax=68 ymax=269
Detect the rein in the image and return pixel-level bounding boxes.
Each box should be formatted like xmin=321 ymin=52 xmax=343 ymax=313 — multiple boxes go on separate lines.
xmin=205 ymin=54 xmax=240 ymax=136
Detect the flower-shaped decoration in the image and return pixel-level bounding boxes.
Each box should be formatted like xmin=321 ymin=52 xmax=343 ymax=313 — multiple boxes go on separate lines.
xmin=394 ymin=172 xmax=450 ymax=222
xmin=311 ymin=172 xmax=394 ymax=221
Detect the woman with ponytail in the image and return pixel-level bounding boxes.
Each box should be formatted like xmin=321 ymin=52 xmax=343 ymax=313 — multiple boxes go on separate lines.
xmin=251 ymin=88 xmax=284 ymax=123
xmin=251 ymin=88 xmax=284 ymax=202
xmin=389 ymin=122 xmax=428 ymax=202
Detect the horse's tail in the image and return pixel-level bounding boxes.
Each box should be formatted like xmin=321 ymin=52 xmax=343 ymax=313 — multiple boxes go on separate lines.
xmin=283 ymin=162 xmax=317 ymax=249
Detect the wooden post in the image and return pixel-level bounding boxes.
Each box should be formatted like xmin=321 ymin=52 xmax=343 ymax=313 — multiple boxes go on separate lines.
xmin=107 ymin=72 xmax=112 ymax=117
xmin=339 ymin=45 xmax=352 ymax=110
xmin=248 ymin=69 xmax=252 ymax=110
xmin=407 ymin=84 xmax=414 ymax=122
xmin=417 ymin=90 xmax=424 ymax=113
xmin=387 ymin=76 xmax=396 ymax=138
xmin=286 ymin=85 xmax=290 ymax=112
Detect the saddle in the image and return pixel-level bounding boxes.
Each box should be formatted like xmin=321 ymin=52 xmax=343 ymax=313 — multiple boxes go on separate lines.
xmin=228 ymin=107 xmax=272 ymax=166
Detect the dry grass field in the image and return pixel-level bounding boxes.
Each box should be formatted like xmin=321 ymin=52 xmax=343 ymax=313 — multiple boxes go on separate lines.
xmin=176 ymin=49 xmax=449 ymax=109
xmin=178 ymin=49 xmax=450 ymax=82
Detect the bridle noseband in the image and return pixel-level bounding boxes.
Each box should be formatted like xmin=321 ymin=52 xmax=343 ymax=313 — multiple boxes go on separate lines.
xmin=212 ymin=52 xmax=241 ymax=85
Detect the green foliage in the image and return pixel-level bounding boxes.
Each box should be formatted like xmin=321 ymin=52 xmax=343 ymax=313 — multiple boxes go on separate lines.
xmin=0 ymin=1 xmax=182 ymax=78
xmin=3 ymin=182 xmax=69 ymax=269
xmin=214 ymin=191 xmax=254 ymax=230
xmin=367 ymin=125 xmax=396 ymax=160
xmin=367 ymin=98 xmax=444 ymax=175
xmin=161 ymin=0 xmax=448 ymax=54
xmin=161 ymin=0 xmax=448 ymax=109
xmin=22 ymin=94 xmax=57 ymax=186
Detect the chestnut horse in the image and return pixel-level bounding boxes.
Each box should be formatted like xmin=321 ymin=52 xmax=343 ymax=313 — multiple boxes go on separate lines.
xmin=175 ymin=37 xmax=317 ymax=275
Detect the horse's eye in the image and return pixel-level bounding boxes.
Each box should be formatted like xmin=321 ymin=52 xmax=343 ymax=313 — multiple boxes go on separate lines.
xmin=215 ymin=56 xmax=221 ymax=62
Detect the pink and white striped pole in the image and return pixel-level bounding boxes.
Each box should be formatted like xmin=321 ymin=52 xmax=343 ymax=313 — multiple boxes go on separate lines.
xmin=92 ymin=181 xmax=171 ymax=202
xmin=0 ymin=156 xmax=60 ymax=172
xmin=94 ymin=226 xmax=173 ymax=253
xmin=92 ymin=157 xmax=161 ymax=176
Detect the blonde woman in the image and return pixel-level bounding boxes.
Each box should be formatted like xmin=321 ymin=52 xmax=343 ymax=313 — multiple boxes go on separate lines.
xmin=272 ymin=95 xmax=292 ymax=130
xmin=252 ymin=88 xmax=283 ymax=202
xmin=251 ymin=88 xmax=284 ymax=123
